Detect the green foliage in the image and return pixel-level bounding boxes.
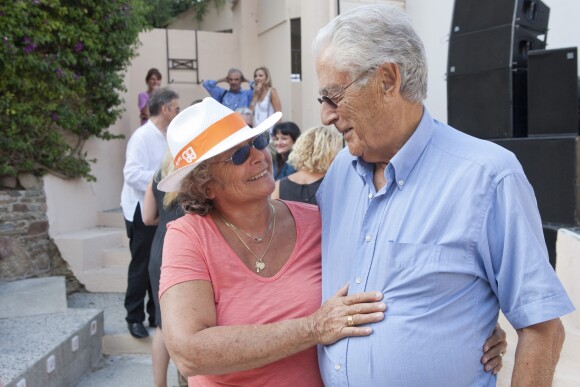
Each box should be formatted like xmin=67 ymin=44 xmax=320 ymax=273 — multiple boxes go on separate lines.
xmin=0 ymin=0 xmax=149 ymax=181
xmin=143 ymin=0 xmax=227 ymax=28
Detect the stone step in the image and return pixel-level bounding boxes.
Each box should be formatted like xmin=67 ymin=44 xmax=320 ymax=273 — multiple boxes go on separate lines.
xmin=0 ymin=277 xmax=104 ymax=387
xmin=103 ymin=333 xmax=155 ymax=355
xmin=0 ymin=309 xmax=104 ymax=387
xmin=54 ymin=226 xmax=131 ymax=293
xmin=97 ymin=209 xmax=129 ymax=248
xmin=103 ymin=246 xmax=132 ymax=268
xmin=0 ymin=277 xmax=67 ymax=319
xmin=77 ymin=266 xmax=128 ymax=293
xmin=97 ymin=208 xmax=126 ymax=229
xmin=54 ymin=227 xmax=126 ymax=272
xmin=68 ymin=293 xmax=155 ymax=356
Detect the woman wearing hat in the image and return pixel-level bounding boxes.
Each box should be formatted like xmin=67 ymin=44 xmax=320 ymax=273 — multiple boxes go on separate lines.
xmin=157 ymin=98 xmax=506 ymax=386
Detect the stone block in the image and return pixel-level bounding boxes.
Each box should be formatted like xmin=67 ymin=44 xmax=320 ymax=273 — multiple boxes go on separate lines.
xmin=28 ymin=221 xmax=49 ymax=235
xmin=0 ymin=175 xmax=17 ymax=189
xmin=17 ymin=173 xmax=42 ymax=190
xmin=0 ymin=277 xmax=67 ymax=318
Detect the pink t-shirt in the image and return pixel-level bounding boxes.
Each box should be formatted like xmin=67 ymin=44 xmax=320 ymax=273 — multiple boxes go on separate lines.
xmin=160 ymin=201 xmax=323 ymax=387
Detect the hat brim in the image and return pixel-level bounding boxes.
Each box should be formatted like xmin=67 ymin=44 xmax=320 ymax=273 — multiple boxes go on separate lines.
xmin=157 ymin=111 xmax=282 ymax=192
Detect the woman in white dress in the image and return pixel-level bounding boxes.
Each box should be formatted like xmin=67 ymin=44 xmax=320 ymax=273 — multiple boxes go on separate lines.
xmin=251 ymin=66 xmax=282 ymax=133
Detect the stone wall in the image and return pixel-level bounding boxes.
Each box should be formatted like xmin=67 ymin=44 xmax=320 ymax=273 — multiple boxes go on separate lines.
xmin=0 ymin=175 xmax=84 ymax=293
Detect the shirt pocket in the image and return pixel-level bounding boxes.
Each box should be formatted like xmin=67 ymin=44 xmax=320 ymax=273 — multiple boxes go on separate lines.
xmin=375 ymin=242 xmax=442 ymax=316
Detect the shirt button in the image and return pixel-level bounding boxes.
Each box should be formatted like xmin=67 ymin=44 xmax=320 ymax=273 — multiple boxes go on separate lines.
xmin=398 ymin=179 xmax=404 ymax=186
xmin=335 ymin=364 xmax=342 ymax=371
xmin=365 ymin=235 xmax=371 ymax=242
xmin=368 ymin=193 xmax=374 ymax=199
xmin=355 ymin=277 xmax=362 ymax=284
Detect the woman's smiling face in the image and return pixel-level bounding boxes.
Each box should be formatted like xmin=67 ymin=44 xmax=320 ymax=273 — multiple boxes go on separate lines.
xmin=273 ymin=132 xmax=295 ymax=155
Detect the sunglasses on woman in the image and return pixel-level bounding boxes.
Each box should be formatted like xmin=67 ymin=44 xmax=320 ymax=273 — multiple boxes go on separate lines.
xmin=211 ymin=134 xmax=269 ymax=166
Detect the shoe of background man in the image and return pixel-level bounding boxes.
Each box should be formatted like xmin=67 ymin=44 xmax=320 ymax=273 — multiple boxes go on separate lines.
xmin=127 ymin=322 xmax=149 ymax=338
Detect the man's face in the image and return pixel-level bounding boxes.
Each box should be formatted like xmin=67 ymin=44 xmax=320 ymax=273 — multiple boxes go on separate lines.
xmin=165 ymin=98 xmax=180 ymax=123
xmin=316 ymin=50 xmax=404 ymax=164
xmin=227 ymin=72 xmax=242 ymax=92
xmin=315 ymin=55 xmax=381 ymax=162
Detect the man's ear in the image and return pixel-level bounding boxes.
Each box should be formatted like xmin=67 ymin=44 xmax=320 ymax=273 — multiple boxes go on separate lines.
xmin=379 ymin=62 xmax=401 ymax=96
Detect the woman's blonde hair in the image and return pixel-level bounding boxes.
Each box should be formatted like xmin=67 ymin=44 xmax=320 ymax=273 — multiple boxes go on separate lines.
xmin=253 ymin=66 xmax=272 ymax=89
xmin=156 ymin=150 xmax=179 ymax=209
xmin=288 ymin=126 xmax=343 ymax=174
xmin=251 ymin=66 xmax=273 ymax=105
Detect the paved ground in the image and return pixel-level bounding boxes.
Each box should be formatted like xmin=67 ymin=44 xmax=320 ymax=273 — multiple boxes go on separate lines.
xmin=76 ymin=354 xmax=179 ymax=387
xmin=69 ymin=292 xmax=181 ymax=387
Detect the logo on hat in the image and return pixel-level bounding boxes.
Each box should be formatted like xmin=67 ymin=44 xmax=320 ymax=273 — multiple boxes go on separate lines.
xmin=179 ymin=146 xmax=197 ymax=165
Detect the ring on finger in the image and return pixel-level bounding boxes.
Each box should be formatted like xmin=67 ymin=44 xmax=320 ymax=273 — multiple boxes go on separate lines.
xmin=499 ymin=352 xmax=503 ymax=357
xmin=347 ymin=315 xmax=355 ymax=327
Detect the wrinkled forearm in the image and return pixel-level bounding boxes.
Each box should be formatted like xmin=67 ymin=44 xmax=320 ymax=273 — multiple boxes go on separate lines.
xmin=511 ymin=319 xmax=565 ymax=387
xmin=168 ymin=317 xmax=316 ymax=377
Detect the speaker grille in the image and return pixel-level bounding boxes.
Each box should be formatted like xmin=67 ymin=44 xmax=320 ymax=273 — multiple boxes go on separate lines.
xmin=527 ymin=48 xmax=579 ymax=136
xmin=451 ymin=0 xmax=549 ymax=35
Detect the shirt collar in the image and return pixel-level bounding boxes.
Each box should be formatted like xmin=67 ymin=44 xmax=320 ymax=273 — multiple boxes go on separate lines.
xmin=350 ymin=106 xmax=434 ymax=190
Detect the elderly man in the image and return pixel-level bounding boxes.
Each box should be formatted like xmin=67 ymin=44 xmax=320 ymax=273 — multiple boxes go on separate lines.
xmin=121 ymin=88 xmax=180 ymax=339
xmin=314 ymin=4 xmax=574 ymax=386
xmin=202 ymin=68 xmax=253 ymax=111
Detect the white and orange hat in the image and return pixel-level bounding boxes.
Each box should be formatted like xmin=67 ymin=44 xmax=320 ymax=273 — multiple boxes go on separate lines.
xmin=158 ymin=97 xmax=282 ymax=192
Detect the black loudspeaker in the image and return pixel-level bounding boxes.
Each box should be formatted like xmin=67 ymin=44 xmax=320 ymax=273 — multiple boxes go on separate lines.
xmin=448 ymin=68 xmax=528 ymax=139
xmin=542 ymin=224 xmax=559 ymax=269
xmin=451 ymin=0 xmax=550 ymax=35
xmin=492 ymin=136 xmax=580 ymax=226
xmin=527 ymin=47 xmax=579 ymax=136
xmin=448 ymin=25 xmax=547 ymax=75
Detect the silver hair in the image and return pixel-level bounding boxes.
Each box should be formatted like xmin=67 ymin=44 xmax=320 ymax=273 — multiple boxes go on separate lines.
xmin=148 ymin=88 xmax=179 ymax=116
xmin=227 ymin=67 xmax=244 ymax=78
xmin=312 ymin=4 xmax=427 ymax=103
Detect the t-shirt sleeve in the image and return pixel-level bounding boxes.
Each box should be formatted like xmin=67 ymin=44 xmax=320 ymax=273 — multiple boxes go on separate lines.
xmin=159 ymin=218 xmax=211 ymax=298
xmin=138 ymin=92 xmax=149 ymax=111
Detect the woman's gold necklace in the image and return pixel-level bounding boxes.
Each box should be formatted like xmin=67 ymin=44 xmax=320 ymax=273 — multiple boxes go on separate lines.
xmin=220 ymin=203 xmax=274 ymax=243
xmin=219 ymin=203 xmax=276 ymax=273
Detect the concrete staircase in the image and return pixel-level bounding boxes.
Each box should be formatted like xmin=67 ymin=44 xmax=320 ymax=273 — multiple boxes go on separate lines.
xmin=0 ymin=209 xmax=162 ymax=386
xmin=0 ymin=277 xmax=104 ymax=387
xmin=53 ymin=208 xmax=155 ymax=357
xmin=53 ymin=209 xmax=129 ymax=293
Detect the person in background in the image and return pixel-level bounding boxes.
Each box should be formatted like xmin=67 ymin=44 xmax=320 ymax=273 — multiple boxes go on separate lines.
xmin=143 ymin=151 xmax=186 ymax=387
xmin=251 ymin=66 xmax=282 ymax=131
xmin=314 ymin=5 xmax=574 ymax=386
xmin=202 ymin=68 xmax=253 ymax=111
xmin=272 ymin=122 xmax=301 ymax=181
xmin=271 ymin=125 xmax=342 ymax=205
xmin=138 ymin=68 xmax=162 ymax=125
xmin=120 ymin=88 xmax=180 ymax=340
xmin=235 ymin=107 xmax=254 ymax=128
xmin=157 ymin=97 xmax=507 ymax=387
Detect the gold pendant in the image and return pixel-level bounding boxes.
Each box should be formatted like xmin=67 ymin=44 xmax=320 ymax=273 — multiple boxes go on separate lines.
xmin=255 ymin=261 xmax=266 ymax=272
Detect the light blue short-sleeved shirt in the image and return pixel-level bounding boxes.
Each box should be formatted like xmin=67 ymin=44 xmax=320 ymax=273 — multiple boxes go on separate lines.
xmin=316 ymin=108 xmax=574 ymax=386
xmin=202 ymin=80 xmax=253 ymax=111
